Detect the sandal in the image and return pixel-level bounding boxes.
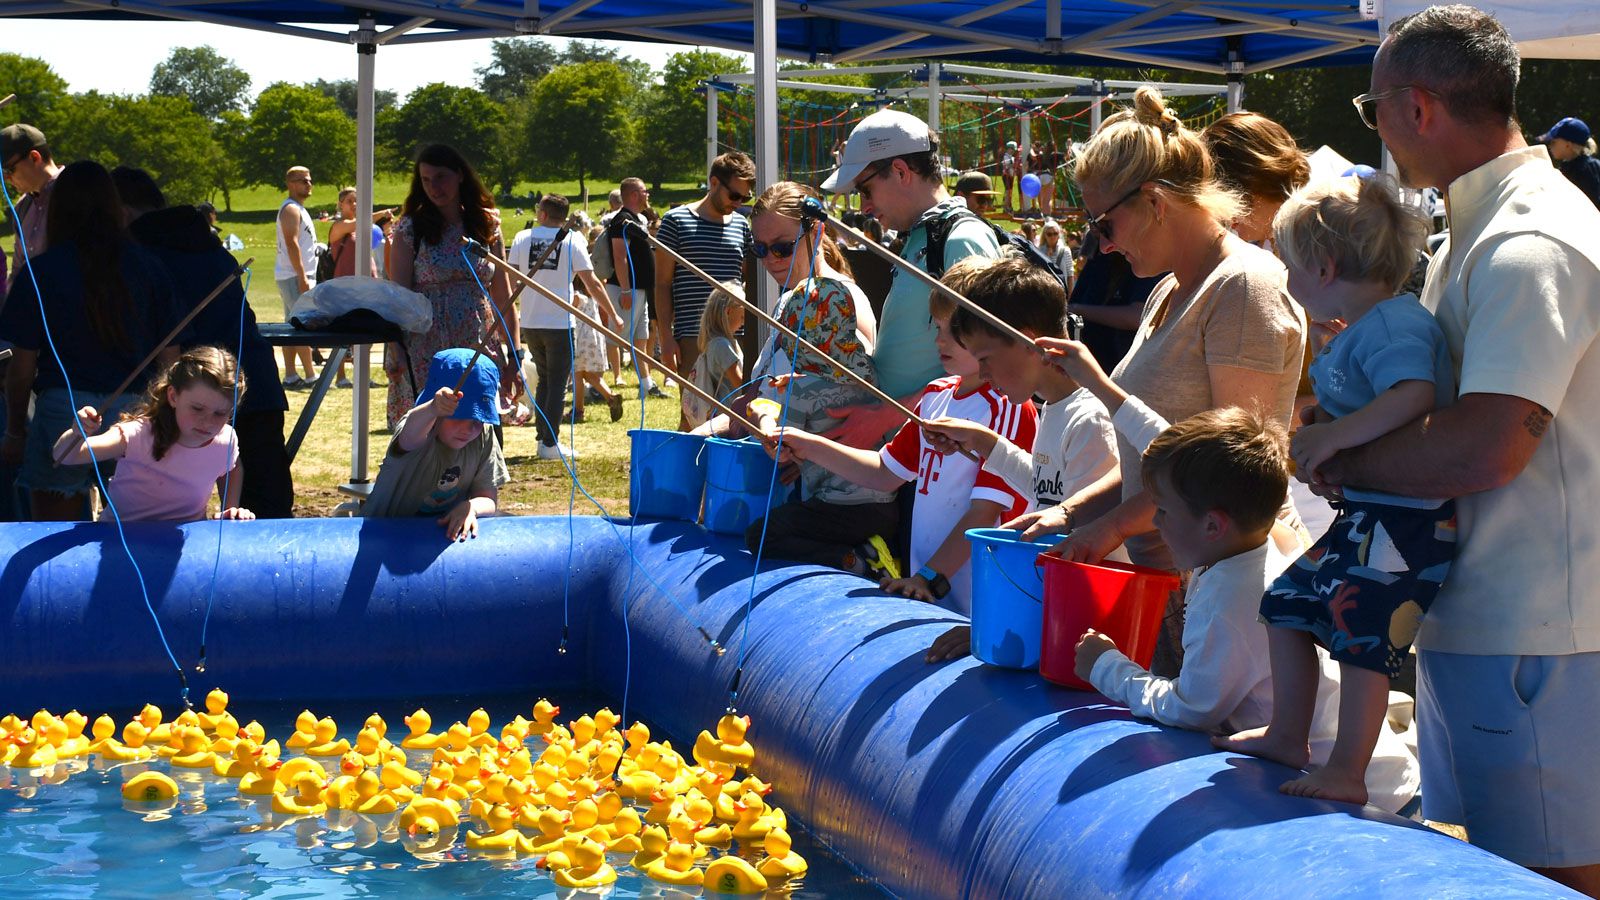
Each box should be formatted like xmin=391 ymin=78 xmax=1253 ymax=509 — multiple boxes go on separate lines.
xmin=607 ymin=394 xmax=624 ymax=422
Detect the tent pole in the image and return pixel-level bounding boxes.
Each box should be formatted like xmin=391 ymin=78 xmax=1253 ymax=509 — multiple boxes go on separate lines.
xmin=706 ymin=85 xmax=719 ymax=175
xmin=351 ymin=15 xmax=377 ymax=487
xmin=1226 ymin=39 xmax=1245 ymax=112
xmin=753 ymin=0 xmax=778 ymax=324
xmin=1018 ymin=108 xmax=1032 ymax=213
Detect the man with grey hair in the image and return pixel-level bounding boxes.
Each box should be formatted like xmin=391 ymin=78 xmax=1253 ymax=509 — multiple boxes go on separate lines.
xmin=599 ymin=188 xmax=623 ymax=228
xmin=1312 ymin=6 xmax=1600 ymax=891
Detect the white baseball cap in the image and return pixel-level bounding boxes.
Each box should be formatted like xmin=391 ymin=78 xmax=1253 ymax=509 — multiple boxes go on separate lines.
xmin=821 ymin=109 xmax=932 ymax=193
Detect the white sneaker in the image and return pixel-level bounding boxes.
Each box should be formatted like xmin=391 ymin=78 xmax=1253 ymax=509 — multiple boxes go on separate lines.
xmin=537 ymin=441 xmax=581 ymax=460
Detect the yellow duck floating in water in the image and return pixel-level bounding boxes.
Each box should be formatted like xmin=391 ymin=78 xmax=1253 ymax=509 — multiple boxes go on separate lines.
xmin=644 ymin=841 xmax=704 ymax=886
xmin=399 ymin=796 xmax=461 ymax=835
xmin=170 ymin=725 xmax=218 ymax=769
xmin=550 ymin=836 xmax=617 ymax=889
xmin=757 ymin=826 xmax=808 ymax=879
xmin=284 ymin=710 xmax=319 ymax=749
xmin=694 ymin=713 xmax=756 ymax=772
xmin=630 ymin=825 xmax=671 ymax=869
xmin=305 ymin=717 xmax=351 ymax=758
xmin=464 ymin=708 xmax=499 ymax=750
xmin=272 ymin=771 xmax=329 ymax=816
xmin=56 ymin=710 xmax=91 ymax=758
xmin=88 ymin=715 xmax=149 ymax=762
xmin=8 ymin=727 xmax=58 ymax=769
xmin=529 ymin=699 xmax=560 ymax=736
xmin=122 ymin=770 xmax=179 ymax=802
xmin=704 ymin=854 xmax=769 ymax=894
xmin=464 ymin=804 xmax=534 ymax=854
xmin=196 ymin=689 xmax=230 ymax=731
xmin=353 ymin=770 xmax=398 ymax=814
xmin=400 ymin=709 xmax=445 ymax=750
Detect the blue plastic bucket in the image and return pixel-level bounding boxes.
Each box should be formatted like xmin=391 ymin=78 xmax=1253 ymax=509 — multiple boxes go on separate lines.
xmin=702 ymin=437 xmax=793 ymax=535
xmin=629 ymin=429 xmax=706 ymax=521
xmin=966 ymin=527 xmax=1065 ymax=669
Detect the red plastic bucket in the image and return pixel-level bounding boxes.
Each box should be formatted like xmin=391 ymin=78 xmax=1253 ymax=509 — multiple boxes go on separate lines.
xmin=1037 ymin=555 xmax=1181 ymax=690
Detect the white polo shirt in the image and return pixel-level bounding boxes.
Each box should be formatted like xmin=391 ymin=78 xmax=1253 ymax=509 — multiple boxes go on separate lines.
xmin=1416 ymin=145 xmax=1600 ymax=656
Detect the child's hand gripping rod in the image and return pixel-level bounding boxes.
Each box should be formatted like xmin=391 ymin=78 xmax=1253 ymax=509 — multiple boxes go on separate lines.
xmin=463 ymin=238 xmax=762 ymax=435
xmin=627 ymin=220 xmax=979 ymax=461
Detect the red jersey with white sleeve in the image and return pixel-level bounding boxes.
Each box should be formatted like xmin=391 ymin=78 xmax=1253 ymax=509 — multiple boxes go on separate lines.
xmin=880 ymin=376 xmax=1036 ymax=614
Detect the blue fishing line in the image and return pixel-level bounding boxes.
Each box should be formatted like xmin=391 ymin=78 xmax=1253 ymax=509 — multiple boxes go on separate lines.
xmin=728 ymin=213 xmax=820 ymax=711
xmin=197 ymin=264 xmax=252 ymax=673
xmin=457 ymin=245 xmax=713 ymax=662
xmin=0 ymin=178 xmax=191 ymax=707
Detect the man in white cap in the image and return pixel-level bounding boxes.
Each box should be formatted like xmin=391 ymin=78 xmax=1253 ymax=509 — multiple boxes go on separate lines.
xmin=821 ymin=108 xmax=1001 ymax=447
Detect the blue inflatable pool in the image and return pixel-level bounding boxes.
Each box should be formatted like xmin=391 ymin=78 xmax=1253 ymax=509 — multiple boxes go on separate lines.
xmin=0 ymin=517 xmax=1576 ymax=898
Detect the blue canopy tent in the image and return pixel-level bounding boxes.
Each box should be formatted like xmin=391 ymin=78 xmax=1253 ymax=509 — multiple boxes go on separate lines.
xmin=0 ymin=0 xmax=1381 ymax=485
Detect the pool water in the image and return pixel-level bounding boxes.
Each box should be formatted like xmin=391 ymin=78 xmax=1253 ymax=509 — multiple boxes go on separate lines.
xmin=0 ymin=695 xmax=887 ymax=899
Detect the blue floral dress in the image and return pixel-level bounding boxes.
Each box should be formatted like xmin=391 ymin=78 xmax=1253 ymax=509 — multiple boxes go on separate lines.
xmin=387 ymin=215 xmax=504 ymax=429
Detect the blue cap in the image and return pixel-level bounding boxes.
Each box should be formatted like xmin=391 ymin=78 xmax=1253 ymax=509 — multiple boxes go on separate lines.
xmin=1541 ymin=117 xmax=1591 ymax=145
xmin=419 ymin=348 xmax=500 ymax=425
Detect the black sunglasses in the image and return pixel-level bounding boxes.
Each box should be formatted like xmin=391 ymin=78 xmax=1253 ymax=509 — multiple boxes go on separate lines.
xmin=1087 ymin=182 xmax=1160 ymax=244
xmin=753 ymin=238 xmax=800 ymax=259
xmin=723 ymin=185 xmax=753 ymax=204
xmin=855 ymin=160 xmax=894 ymax=201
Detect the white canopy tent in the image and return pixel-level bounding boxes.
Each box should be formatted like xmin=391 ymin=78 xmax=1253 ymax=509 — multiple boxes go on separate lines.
xmin=1378 ymin=1 xmax=1600 ymax=58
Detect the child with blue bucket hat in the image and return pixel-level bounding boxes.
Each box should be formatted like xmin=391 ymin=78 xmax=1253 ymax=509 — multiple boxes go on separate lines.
xmin=362 ymin=348 xmax=509 ymax=540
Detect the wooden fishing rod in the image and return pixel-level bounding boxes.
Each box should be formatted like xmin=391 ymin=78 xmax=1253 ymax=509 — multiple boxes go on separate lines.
xmin=630 ymin=222 xmax=979 ymax=461
xmin=464 ymin=238 xmax=762 ymax=435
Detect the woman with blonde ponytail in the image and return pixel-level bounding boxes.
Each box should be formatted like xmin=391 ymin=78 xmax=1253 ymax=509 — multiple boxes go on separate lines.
xmin=1016 ymin=86 xmax=1308 ymax=674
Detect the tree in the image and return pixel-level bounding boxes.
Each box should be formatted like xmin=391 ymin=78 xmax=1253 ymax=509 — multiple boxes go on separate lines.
xmin=149 ymin=46 xmax=251 ymax=121
xmin=522 ymin=61 xmax=633 ymax=206
xmin=309 ymin=78 xmax=398 ymax=120
xmin=627 ymin=50 xmax=743 ymax=189
xmin=237 ymin=82 xmax=355 ymax=190
xmin=0 ymin=53 xmax=71 ymax=136
xmin=212 ymin=109 xmax=248 ymax=211
xmin=53 ymin=92 xmax=223 ymax=204
xmin=376 ymin=83 xmax=506 ymax=174
xmin=476 ymin=38 xmax=564 ymax=104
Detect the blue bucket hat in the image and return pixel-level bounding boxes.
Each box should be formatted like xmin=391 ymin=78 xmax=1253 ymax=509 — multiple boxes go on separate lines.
xmin=419 ymin=348 xmax=500 ymax=425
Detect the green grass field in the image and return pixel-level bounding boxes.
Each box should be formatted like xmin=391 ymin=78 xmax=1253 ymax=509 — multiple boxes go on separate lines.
xmin=219 ymin=175 xmax=701 ymax=518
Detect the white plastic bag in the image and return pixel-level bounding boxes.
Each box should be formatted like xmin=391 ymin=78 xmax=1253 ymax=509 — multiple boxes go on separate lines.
xmin=289 ymin=276 xmax=433 ymax=333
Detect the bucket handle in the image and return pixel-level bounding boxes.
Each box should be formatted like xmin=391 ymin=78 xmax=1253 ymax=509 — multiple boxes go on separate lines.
xmin=985 ymin=543 xmax=1045 ymax=603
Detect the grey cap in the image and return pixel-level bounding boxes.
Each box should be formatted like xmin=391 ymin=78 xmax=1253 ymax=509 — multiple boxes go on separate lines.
xmin=1 ymin=123 xmax=47 ymax=161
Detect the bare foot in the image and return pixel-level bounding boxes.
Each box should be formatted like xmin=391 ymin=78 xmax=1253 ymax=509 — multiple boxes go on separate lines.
xmin=1280 ymin=766 xmax=1368 ymax=805
xmin=1211 ymin=726 xmax=1310 ymax=770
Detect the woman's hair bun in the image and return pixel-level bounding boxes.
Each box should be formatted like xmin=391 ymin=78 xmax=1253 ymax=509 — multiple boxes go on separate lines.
xmin=1132 ymin=86 xmax=1181 ymax=136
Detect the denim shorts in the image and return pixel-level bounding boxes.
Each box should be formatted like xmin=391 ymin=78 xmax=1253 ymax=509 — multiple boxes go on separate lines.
xmin=17 ymin=387 xmax=132 ymax=498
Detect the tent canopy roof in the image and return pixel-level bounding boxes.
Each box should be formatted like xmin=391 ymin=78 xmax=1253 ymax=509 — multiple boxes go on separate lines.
xmin=0 ymin=0 xmax=1380 ymax=73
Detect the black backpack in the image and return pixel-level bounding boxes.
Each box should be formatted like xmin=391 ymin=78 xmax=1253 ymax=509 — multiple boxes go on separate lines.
xmin=313 ymin=241 xmax=336 ymax=284
xmin=923 ymin=205 xmax=1070 ymax=296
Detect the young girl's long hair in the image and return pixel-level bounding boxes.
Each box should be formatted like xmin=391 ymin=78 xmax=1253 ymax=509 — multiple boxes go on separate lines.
xmin=401 ymin=143 xmax=497 ymax=250
xmin=698 ymin=283 xmax=744 ymax=354
xmin=123 ymin=346 xmax=245 ymax=462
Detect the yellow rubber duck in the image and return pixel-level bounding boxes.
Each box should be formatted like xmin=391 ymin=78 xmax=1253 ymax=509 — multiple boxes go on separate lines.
xmin=521 ymin=807 xmax=569 ymax=853
xmin=171 ymin=725 xmax=218 ymax=769
xmin=88 ymin=714 xmax=142 ymax=760
xmin=694 ymin=713 xmax=756 ymax=771
xmin=399 ymin=709 xmax=445 ymax=750
xmin=731 ymin=790 xmax=785 ymax=842
xmin=214 ymin=739 xmax=263 ymax=778
xmin=604 ymin=805 xmax=644 ymax=853
xmin=501 ymin=747 xmax=533 ymax=781
xmin=399 ymin=796 xmax=461 ymax=835
xmin=285 ymin=710 xmax=319 ymax=749
xmin=305 ymin=717 xmax=351 ymax=758
xmin=441 ymin=721 xmax=472 ymax=753
xmin=135 ymin=704 xmax=171 ymax=745
xmin=196 ymin=689 xmax=230 ymax=731
xmin=529 ymin=699 xmax=560 ymax=736
xmin=593 ymin=741 xmax=624 ymax=779
xmin=665 ymin=813 xmax=711 ymax=859
xmin=757 ymin=827 xmax=808 ymax=879
xmin=240 ymin=720 xmax=267 ymax=744
xmin=363 ymin=712 xmax=387 ymax=738
xmin=122 ymin=770 xmax=179 ymax=802
xmin=550 ymin=836 xmax=616 ymax=889
xmin=353 ymin=770 xmax=398 ymax=814
xmin=704 ymin=854 xmax=769 ymax=894
xmin=465 ymin=708 xmax=499 ymax=750
xmin=237 ymin=754 xmax=286 ymax=796
xmin=630 ymin=825 xmax=671 ymax=869
xmin=8 ymin=727 xmax=57 ymax=768
xmin=623 ymin=721 xmax=651 ymax=757
xmin=353 ymin=727 xmax=392 ymax=768
xmin=276 ymin=755 xmax=329 ymax=785
xmin=644 ymin=841 xmax=705 ymax=886
xmin=644 ymin=790 xmax=681 ymax=826
xmin=570 ymin=775 xmax=602 ymax=804
xmin=593 ymin=707 xmax=622 ymax=740
xmin=208 ymin=715 xmax=242 ymax=756
xmin=500 ymin=717 xmax=531 ymax=746
xmin=618 ymin=768 xmax=663 ymax=800
xmin=540 ymin=780 xmax=573 ymax=811
xmin=465 ymin=804 xmax=534 ymax=854
xmin=570 ymin=715 xmax=598 ymax=751
xmin=379 ymin=761 xmax=423 ymax=802
xmin=322 ymin=773 xmax=360 ymax=810
xmin=57 ymin=710 xmax=90 ymax=757
xmin=272 ymin=771 xmax=328 ymax=816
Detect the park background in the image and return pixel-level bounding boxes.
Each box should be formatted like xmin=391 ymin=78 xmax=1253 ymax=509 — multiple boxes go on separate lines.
xmin=3 ymin=42 xmax=1599 ymax=516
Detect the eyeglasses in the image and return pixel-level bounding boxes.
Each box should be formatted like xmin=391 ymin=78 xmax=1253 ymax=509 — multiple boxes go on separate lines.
xmin=752 ymin=238 xmax=800 ymax=259
xmin=1351 ymin=85 xmax=1430 ymax=130
xmin=719 ymin=182 xmax=752 ymax=204
xmin=1085 ymin=183 xmax=1147 ymax=244
xmin=2 ymin=154 xmax=25 ymax=178
xmin=855 ymin=161 xmax=893 ymax=201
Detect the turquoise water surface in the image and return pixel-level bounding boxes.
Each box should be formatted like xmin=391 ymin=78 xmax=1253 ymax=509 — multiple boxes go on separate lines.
xmin=0 ymin=696 xmax=887 ymax=899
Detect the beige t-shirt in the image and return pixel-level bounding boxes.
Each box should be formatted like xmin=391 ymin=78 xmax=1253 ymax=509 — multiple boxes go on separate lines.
xmin=1109 ymin=237 xmax=1307 ymax=571
xmin=1414 ymin=146 xmax=1600 ymax=656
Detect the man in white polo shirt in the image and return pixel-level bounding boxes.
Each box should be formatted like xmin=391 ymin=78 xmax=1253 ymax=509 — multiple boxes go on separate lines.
xmin=1318 ymin=7 xmax=1600 ymax=891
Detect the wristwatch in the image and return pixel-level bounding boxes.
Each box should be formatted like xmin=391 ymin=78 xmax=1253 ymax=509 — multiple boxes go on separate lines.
xmin=916 ymin=565 xmax=951 ymax=600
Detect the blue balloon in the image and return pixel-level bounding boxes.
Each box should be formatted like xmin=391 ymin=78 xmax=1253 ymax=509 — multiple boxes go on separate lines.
xmin=1020 ymin=172 xmax=1042 ymax=198
xmin=1343 ymin=164 xmax=1378 ymax=179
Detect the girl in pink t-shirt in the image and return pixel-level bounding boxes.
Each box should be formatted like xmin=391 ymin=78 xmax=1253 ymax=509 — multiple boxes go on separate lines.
xmin=51 ymin=345 xmax=253 ymax=523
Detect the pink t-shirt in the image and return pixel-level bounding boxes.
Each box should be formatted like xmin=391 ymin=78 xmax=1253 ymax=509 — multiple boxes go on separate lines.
xmin=104 ymin=417 xmax=239 ymax=522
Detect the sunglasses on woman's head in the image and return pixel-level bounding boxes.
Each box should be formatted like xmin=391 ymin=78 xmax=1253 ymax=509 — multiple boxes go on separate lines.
xmin=753 ymin=239 xmax=799 ymax=259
